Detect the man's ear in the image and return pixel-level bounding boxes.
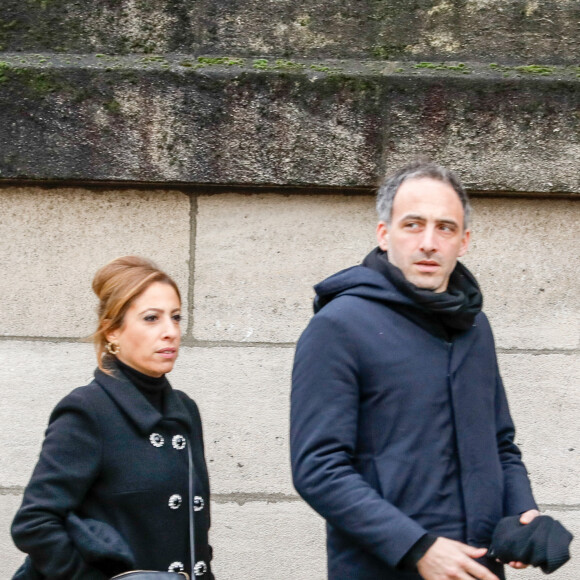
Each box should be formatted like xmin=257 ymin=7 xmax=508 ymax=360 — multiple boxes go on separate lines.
xmin=376 ymin=221 xmax=389 ymax=251
xmin=458 ymin=229 xmax=471 ymax=258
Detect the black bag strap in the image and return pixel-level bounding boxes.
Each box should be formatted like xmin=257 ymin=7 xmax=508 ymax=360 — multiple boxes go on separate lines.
xmin=187 ymin=438 xmax=195 ymax=576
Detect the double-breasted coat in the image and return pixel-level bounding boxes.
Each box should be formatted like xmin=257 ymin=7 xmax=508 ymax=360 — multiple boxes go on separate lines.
xmin=12 ymin=368 xmax=213 ymax=579
xmin=291 ymin=265 xmax=537 ymax=579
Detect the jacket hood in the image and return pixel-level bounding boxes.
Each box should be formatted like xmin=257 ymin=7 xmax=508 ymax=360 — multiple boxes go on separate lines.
xmin=313 ymin=265 xmax=416 ymax=313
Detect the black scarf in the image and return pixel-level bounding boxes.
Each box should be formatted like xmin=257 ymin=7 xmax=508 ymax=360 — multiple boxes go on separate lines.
xmin=363 ymin=247 xmax=482 ymax=340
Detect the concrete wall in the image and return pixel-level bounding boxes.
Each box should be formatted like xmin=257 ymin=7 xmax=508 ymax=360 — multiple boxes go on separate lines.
xmin=1 ymin=0 xmax=579 ymax=578
xmin=1 ymin=186 xmax=578 ymax=579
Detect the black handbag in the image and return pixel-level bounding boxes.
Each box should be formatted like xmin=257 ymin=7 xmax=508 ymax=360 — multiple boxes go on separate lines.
xmin=112 ymin=438 xmax=197 ymax=580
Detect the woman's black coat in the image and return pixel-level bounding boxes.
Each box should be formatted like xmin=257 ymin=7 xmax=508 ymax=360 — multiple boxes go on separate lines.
xmin=11 ymin=368 xmax=213 ymax=579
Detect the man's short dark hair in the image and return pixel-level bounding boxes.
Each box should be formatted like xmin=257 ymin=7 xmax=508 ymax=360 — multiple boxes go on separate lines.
xmin=376 ymin=160 xmax=471 ymax=229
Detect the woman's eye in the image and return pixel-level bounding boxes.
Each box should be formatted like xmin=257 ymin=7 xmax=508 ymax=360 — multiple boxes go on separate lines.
xmin=173 ymin=314 xmax=182 ymax=323
xmin=144 ymin=314 xmax=158 ymax=322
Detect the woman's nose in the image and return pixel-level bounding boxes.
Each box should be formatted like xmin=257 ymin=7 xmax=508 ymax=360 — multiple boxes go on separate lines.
xmin=162 ymin=316 xmax=179 ymax=338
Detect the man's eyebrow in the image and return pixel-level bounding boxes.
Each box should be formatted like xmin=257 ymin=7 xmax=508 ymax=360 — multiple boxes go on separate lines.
xmin=399 ymin=214 xmax=460 ymax=227
xmin=399 ymin=213 xmax=426 ymax=221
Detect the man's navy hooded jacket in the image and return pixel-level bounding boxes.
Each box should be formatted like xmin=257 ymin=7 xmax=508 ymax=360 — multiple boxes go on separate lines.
xmin=290 ymin=262 xmax=537 ymax=579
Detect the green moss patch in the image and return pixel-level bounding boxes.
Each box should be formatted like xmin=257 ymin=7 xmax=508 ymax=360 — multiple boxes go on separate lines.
xmin=413 ymin=62 xmax=471 ymax=73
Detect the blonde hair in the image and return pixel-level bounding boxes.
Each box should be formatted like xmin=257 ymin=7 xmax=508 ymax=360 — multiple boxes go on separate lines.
xmin=92 ymin=256 xmax=181 ymax=372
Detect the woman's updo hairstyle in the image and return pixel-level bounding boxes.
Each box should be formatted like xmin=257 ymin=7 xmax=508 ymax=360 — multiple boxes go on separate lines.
xmin=92 ymin=256 xmax=181 ymax=371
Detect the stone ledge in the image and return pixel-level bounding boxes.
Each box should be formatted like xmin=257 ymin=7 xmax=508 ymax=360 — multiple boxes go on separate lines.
xmin=1 ymin=55 xmax=579 ymax=192
xmin=2 ymin=0 xmax=579 ymax=64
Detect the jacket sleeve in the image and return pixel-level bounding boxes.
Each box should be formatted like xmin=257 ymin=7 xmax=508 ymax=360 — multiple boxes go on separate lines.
xmin=11 ymin=391 xmax=107 ymax=580
xmin=494 ymin=372 xmax=538 ymax=517
xmin=290 ymin=312 xmax=427 ymax=568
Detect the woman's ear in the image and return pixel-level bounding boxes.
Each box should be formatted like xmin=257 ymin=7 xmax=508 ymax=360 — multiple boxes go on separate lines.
xmin=104 ymin=320 xmax=117 ymax=344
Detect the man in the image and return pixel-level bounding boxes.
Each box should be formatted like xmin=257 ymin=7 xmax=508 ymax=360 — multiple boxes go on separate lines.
xmin=290 ymin=161 xmax=539 ymax=580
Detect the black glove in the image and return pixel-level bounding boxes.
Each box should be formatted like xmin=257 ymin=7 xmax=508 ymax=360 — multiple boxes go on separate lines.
xmin=489 ymin=515 xmax=573 ymax=574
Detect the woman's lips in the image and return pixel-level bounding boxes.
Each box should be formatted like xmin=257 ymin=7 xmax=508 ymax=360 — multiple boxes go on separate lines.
xmin=156 ymin=348 xmax=177 ymax=359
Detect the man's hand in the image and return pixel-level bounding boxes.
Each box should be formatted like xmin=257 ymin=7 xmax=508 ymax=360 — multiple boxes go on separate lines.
xmin=417 ymin=537 xmax=499 ymax=580
xmin=505 ymin=509 xmax=542 ymax=570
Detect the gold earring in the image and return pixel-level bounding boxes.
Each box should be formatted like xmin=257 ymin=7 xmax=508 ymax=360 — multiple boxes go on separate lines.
xmin=105 ymin=341 xmax=120 ymax=355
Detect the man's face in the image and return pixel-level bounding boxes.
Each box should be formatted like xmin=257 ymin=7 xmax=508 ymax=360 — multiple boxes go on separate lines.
xmin=376 ymin=177 xmax=470 ymax=293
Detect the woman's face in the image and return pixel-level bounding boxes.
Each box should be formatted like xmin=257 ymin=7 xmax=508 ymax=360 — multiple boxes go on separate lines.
xmin=107 ymin=281 xmax=181 ymax=377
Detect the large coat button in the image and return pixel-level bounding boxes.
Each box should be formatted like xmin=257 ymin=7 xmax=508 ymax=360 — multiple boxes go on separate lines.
xmin=193 ymin=496 xmax=205 ymax=511
xmin=194 ymin=561 xmax=207 ymax=576
xmin=168 ymin=561 xmax=185 ymax=572
xmin=149 ymin=433 xmax=165 ymax=447
xmin=168 ymin=494 xmax=182 ymax=509
xmin=172 ymin=434 xmax=186 ymax=450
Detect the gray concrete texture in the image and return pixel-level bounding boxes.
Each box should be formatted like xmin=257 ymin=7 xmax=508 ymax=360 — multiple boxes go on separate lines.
xmin=3 ymin=188 xmax=578 ymax=348
xmin=2 ymin=0 xmax=579 ymax=64
xmin=1 ymin=341 xmax=577 ymax=504
xmin=1 ymin=186 xmax=578 ymax=579
xmin=1 ymin=493 xmax=25 ymax=578
xmin=0 ymin=187 xmax=190 ymax=337
xmin=194 ymin=194 xmax=579 ymax=349
xmin=1 ymin=57 xmax=579 ymax=192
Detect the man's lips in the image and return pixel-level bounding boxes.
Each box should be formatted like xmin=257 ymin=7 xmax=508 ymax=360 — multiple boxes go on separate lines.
xmin=414 ymin=260 xmax=440 ymax=272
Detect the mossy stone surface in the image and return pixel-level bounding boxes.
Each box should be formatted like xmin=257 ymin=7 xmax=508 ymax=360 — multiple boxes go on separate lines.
xmin=1 ymin=0 xmax=579 ymax=64
xmin=0 ymin=57 xmax=578 ymax=192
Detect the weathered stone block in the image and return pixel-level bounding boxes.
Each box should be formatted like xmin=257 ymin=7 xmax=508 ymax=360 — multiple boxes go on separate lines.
xmin=0 ymin=187 xmax=190 ymax=338
xmin=0 ymin=342 xmax=297 ymax=494
xmin=193 ymin=193 xmax=376 ymax=343
xmin=465 ymin=198 xmax=580 ymax=350
xmin=211 ymin=503 xmax=578 ymax=580
xmin=0 ymin=58 xmax=579 ymax=192
xmin=499 ymin=353 xmax=579 ymax=506
xmin=172 ymin=346 xmax=297 ymax=495
xmin=1 ymin=1 xmax=579 ymax=64
xmin=211 ymin=500 xmax=326 ymax=580
xmin=0 ymin=342 xmax=96 ymax=486
xmin=1 ymin=498 xmax=577 ymax=580
xmin=194 ymin=193 xmax=578 ymax=349
xmin=1 ymin=341 xmax=577 ymax=580
xmin=0 ymin=492 xmax=25 ymax=580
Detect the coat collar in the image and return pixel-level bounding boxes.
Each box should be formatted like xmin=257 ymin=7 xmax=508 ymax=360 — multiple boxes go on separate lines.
xmin=93 ymin=368 xmax=193 ymax=436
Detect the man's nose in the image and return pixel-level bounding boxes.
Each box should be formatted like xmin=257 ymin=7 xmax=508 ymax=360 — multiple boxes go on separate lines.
xmin=419 ymin=226 xmax=438 ymax=253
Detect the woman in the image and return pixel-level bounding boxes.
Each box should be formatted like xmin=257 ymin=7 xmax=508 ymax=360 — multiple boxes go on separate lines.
xmin=12 ymin=256 xmax=213 ymax=579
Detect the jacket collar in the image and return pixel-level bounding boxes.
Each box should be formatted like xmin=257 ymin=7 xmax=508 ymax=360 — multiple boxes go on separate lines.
xmin=93 ymin=368 xmax=193 ymax=436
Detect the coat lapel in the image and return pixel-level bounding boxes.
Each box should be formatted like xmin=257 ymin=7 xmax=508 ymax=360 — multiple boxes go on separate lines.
xmin=449 ymin=322 xmax=479 ymax=376
xmin=94 ymin=368 xmax=192 ymax=435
